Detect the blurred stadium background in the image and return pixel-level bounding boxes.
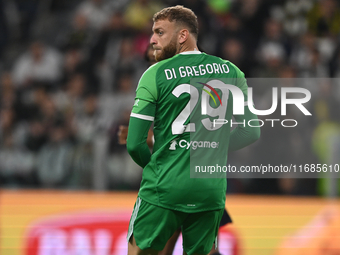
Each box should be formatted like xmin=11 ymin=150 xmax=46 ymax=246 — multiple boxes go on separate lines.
xmin=1 ymin=0 xmax=340 ymax=254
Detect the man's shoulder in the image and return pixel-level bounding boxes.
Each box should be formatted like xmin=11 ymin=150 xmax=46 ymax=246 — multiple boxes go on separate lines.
xmin=140 ymin=59 xmax=173 ymax=76
xmin=206 ymin=54 xmax=245 ymax=77
xmin=143 ymin=62 xmax=161 ymax=75
xmin=138 ymin=62 xmax=161 ymax=85
xmin=200 ymin=52 xmax=225 ymax=62
xmin=139 ymin=56 xmax=180 ymax=82
xmin=204 ymin=53 xmax=239 ymax=68
xmin=137 ymin=62 xmax=166 ymax=93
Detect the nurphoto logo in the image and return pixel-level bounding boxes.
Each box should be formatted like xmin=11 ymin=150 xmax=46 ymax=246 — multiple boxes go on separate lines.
xmin=199 ymin=80 xmax=312 ymax=128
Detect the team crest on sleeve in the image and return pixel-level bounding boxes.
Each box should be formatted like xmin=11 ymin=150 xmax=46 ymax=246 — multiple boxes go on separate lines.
xmin=134 ymin=99 xmax=140 ymax=107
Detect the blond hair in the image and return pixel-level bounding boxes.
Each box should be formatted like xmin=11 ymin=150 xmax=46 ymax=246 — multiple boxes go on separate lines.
xmin=153 ymin=6 xmax=198 ymax=39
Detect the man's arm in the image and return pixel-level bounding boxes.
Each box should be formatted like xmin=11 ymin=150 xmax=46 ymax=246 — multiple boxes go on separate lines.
xmin=126 ymin=117 xmax=153 ymax=168
xmin=118 ymin=125 xmax=154 ymax=147
xmin=227 ymin=62 xmax=260 ymax=151
xmin=228 ymin=105 xmax=261 ymax=152
xmin=126 ymin=64 xmax=158 ymax=167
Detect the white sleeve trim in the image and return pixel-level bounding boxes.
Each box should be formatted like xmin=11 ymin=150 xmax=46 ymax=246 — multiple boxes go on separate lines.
xmin=130 ymin=113 xmax=154 ymax=121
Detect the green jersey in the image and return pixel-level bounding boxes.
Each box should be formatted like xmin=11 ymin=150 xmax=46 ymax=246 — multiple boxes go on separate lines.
xmin=130 ymin=51 xmax=248 ymax=213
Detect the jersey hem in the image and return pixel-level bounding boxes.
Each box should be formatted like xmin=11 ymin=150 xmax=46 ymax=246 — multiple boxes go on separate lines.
xmin=138 ymin=193 xmax=225 ymax=213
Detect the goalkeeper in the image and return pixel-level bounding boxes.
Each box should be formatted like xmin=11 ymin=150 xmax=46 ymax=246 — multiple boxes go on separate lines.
xmin=126 ymin=5 xmax=260 ymax=255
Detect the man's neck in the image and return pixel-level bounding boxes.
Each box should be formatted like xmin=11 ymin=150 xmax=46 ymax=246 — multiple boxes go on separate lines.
xmin=178 ymin=43 xmax=198 ymax=54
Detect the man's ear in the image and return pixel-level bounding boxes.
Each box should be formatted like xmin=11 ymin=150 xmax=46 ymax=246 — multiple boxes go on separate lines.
xmin=178 ymin=29 xmax=189 ymax=44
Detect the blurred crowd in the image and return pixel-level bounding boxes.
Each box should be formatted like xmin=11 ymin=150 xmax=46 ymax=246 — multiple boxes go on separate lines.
xmin=1 ymin=0 xmax=340 ymax=195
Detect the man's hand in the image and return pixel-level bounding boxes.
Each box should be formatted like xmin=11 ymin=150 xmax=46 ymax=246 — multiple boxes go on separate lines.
xmin=118 ymin=125 xmax=128 ymax=145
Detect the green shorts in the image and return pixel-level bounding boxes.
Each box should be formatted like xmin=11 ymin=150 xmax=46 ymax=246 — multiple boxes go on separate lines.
xmin=127 ymin=197 xmax=224 ymax=255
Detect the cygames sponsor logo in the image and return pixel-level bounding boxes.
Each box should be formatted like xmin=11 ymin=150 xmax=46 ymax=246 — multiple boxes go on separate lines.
xmin=169 ymin=139 xmax=219 ymax=150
